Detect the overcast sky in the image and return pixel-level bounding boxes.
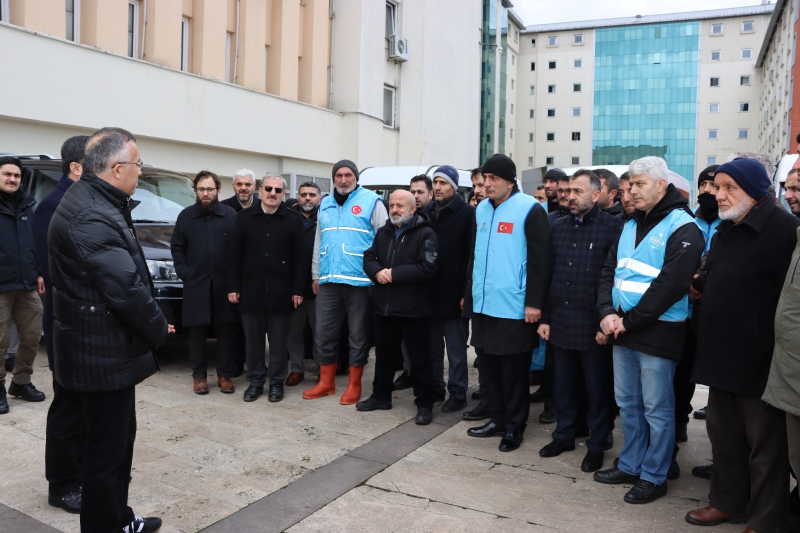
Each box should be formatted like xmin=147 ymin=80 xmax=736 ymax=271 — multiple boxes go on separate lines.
xmin=512 ymin=0 xmax=773 ymax=26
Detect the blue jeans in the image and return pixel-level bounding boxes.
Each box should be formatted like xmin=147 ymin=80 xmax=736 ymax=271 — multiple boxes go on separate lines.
xmin=613 ymin=345 xmax=676 ymax=485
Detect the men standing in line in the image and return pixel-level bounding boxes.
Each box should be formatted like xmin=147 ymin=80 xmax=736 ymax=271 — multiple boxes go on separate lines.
xmin=687 ymin=158 xmax=799 ymax=532
xmin=424 ymin=166 xmax=475 ymax=413
xmin=171 ymin=171 xmax=239 ymax=395
xmin=304 ymin=160 xmax=388 ymax=404
xmin=0 ymin=156 xmax=46 ymax=415
xmin=543 ymin=168 xmax=566 ymax=213
xmin=32 ymin=135 xmax=88 ymax=514
xmin=228 ymin=175 xmax=306 ymax=403
xmin=470 ymin=167 xmax=485 ymax=204
xmin=537 ymin=169 xmax=622 ymax=472
xmin=594 ymin=156 xmax=703 ymax=504
xmin=359 ymin=190 xmax=439 ymax=424
xmin=48 ymin=127 xmax=169 ymax=533
xmin=466 ymin=154 xmax=551 ymax=453
xmin=617 ymin=172 xmax=636 ymax=220
xmin=595 ymin=169 xmax=623 ymax=217
xmin=286 ymin=182 xmax=321 ymax=386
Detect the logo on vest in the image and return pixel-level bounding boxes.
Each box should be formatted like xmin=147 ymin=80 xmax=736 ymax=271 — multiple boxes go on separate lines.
xmin=479 ymin=222 xmax=488 ymax=233
xmin=649 ymin=233 xmax=666 ymax=250
xmin=497 ymin=222 xmax=514 ymax=234
xmin=351 ymin=206 xmax=362 ymax=215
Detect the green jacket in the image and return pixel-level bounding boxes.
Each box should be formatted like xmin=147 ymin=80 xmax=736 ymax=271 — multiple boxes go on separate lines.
xmin=762 ymin=227 xmax=800 ymax=417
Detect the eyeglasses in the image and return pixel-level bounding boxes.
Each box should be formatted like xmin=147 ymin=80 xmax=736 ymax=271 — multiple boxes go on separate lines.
xmin=196 ymin=187 xmax=218 ymax=193
xmin=263 ymin=186 xmax=284 ymax=194
xmin=556 ymin=188 xmax=572 ymax=195
xmin=115 ymin=160 xmax=144 ymax=170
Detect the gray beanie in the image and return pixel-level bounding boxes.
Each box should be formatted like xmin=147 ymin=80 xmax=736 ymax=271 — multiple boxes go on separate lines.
xmin=332 ymin=159 xmax=359 ymax=181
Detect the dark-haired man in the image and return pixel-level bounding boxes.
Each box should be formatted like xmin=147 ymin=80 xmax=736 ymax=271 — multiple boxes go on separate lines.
xmin=410 ymin=174 xmax=433 ymax=211
xmin=595 ymin=168 xmax=623 ymax=217
xmin=617 ymin=172 xmax=636 ymax=220
xmin=470 ymin=167 xmax=485 ymax=204
xmin=543 ymin=168 xmax=566 ymax=213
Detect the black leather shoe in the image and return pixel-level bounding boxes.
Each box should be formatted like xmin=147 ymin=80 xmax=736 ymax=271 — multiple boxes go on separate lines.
xmin=415 ymin=407 xmax=432 ymax=425
xmin=441 ymin=397 xmax=467 ymax=413
xmin=693 ymin=406 xmax=707 ymax=420
xmin=471 ymin=390 xmax=481 ymax=400
xmin=8 ymin=382 xmax=45 ymax=402
xmin=467 ymin=421 xmax=506 ymax=438
xmin=4 ymin=355 xmax=14 ymax=372
xmin=268 ymin=383 xmax=284 ymax=402
xmin=499 ymin=430 xmax=523 ymax=452
xmin=574 ymin=423 xmax=590 ymax=439
xmin=48 ymin=489 xmax=81 ymax=514
xmin=529 ymin=387 xmax=545 ymax=403
xmin=593 ymin=467 xmax=639 ymax=485
xmin=539 ymin=404 xmax=557 ymax=424
xmin=243 ymin=384 xmax=263 ymax=402
xmin=462 ymin=401 xmax=491 ymax=421
xmin=676 ymin=422 xmax=688 ymax=443
xmin=691 ymin=464 xmax=712 ymax=480
xmin=0 ymin=386 xmax=8 ymax=415
xmin=392 ymin=371 xmax=411 ymax=391
xmin=356 ymin=397 xmax=392 ymax=411
xmin=581 ymin=450 xmax=604 ymax=472
xmin=123 ymin=515 xmax=162 ymax=533
xmin=603 ymin=432 xmax=614 ymax=451
xmin=539 ymin=438 xmax=575 ymax=457
xmin=624 ymin=479 xmax=667 ymax=504
xmin=231 ymin=363 xmax=245 ymax=378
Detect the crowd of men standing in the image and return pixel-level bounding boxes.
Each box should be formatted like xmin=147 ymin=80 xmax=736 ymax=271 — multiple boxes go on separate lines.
xmin=0 ymin=126 xmax=799 ymax=532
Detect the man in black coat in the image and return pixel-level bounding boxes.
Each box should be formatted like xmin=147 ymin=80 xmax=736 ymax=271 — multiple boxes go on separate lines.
xmin=48 ymin=127 xmax=169 ymax=533
xmin=228 ymin=174 xmax=306 ymax=403
xmin=358 ymin=190 xmax=439 ymax=425
xmin=32 ymin=135 xmax=89 ymax=514
xmin=538 ymin=169 xmax=623 ymax=472
xmin=422 ymin=165 xmax=474 ymax=414
xmin=686 ymin=158 xmax=799 ymax=532
xmin=171 ymin=171 xmax=239 ymax=395
xmin=596 ymin=168 xmax=624 ymax=217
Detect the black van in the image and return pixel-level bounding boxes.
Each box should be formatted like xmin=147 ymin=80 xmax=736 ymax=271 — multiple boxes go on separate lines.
xmin=17 ymin=155 xmax=194 ymax=336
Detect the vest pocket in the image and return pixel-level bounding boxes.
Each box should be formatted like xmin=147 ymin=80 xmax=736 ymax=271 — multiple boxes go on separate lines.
xmin=342 ymin=243 xmax=364 ymax=257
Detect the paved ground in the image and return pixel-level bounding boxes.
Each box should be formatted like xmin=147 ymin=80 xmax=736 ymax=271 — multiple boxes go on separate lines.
xmin=0 ymin=341 xmax=747 ymax=533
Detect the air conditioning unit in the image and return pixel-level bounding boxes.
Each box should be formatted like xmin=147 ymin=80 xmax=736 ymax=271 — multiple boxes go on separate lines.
xmin=389 ymin=35 xmax=409 ymax=62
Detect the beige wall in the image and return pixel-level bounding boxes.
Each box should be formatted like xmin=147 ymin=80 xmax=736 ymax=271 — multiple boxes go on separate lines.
xmin=9 ymin=0 xmax=64 ymax=38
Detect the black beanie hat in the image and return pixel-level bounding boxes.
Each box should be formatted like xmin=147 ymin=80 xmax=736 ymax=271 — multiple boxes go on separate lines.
xmin=544 ymin=168 xmax=567 ymax=182
xmin=481 ymin=153 xmax=516 ymax=182
xmin=697 ymin=164 xmax=720 ymax=188
xmin=332 ymin=159 xmax=359 ymax=181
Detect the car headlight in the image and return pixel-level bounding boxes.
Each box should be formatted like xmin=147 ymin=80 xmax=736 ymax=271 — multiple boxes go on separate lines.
xmin=146 ymin=260 xmax=181 ymax=282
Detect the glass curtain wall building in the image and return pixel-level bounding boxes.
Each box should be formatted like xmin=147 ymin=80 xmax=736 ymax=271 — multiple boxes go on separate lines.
xmin=480 ymin=0 xmax=499 ymax=164
xmin=592 ymin=22 xmax=700 ymax=181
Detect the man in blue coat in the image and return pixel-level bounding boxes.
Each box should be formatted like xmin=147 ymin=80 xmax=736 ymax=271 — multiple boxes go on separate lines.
xmin=32 ymin=135 xmax=89 ymax=514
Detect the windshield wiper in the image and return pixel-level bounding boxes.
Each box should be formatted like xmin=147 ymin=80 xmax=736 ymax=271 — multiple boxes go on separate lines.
xmin=132 ymin=219 xmax=170 ymax=223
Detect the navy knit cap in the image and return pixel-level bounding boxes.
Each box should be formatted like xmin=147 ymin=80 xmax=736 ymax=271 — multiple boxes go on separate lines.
xmin=714 ymin=158 xmax=771 ymax=200
xmin=332 ymin=159 xmax=359 ymax=181
xmin=432 ymin=165 xmax=460 ymax=190
xmin=481 ymin=153 xmax=517 ymax=182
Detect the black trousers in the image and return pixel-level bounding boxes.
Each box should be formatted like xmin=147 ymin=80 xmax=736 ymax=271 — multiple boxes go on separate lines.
xmin=232 ymin=322 xmax=246 ymax=368
xmin=553 ymin=346 xmax=613 ymax=451
xmin=189 ymin=323 xmax=234 ymax=379
xmin=673 ymin=325 xmax=697 ymax=426
xmin=242 ymin=312 xmax=290 ymax=386
xmin=708 ymin=388 xmax=789 ymax=533
xmin=80 ymin=387 xmax=137 ymax=533
xmin=541 ymin=342 xmax=556 ymax=406
xmin=481 ymin=351 xmax=531 ymax=432
xmin=372 ymin=315 xmax=436 ymax=409
xmin=45 ymin=374 xmax=84 ymax=496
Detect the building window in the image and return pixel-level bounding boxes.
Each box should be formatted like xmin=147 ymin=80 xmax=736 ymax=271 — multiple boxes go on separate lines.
xmin=710 ymin=77 xmax=720 ymax=87
xmin=531 ymin=62 xmax=536 ymax=71
xmin=738 ymin=129 xmax=749 ymax=139
xmin=742 ymin=20 xmax=754 ymax=32
xmin=708 ymin=129 xmax=719 ymax=139
xmin=528 ymin=157 xmax=534 ymax=166
xmin=548 ymin=36 xmax=558 ymax=46
xmin=709 ymin=103 xmax=719 ymax=113
xmin=741 ymin=49 xmax=753 ymax=59
xmin=711 ymin=23 xmax=723 ymax=35
xmin=707 ymin=156 xmax=717 ymax=165
xmin=574 ymin=58 xmax=582 ymax=68
xmin=383 ymin=86 xmax=395 ymax=128
xmin=511 ymin=79 xmax=515 ymax=90
xmin=547 ymin=108 xmax=556 ymax=117
xmin=385 ymin=1 xmax=397 ymax=39
xmin=510 ymin=129 xmax=513 ymax=139
xmin=740 ymin=102 xmax=750 ymax=112
xmin=0 ymin=0 xmax=8 ymax=23
xmin=573 ymin=34 xmax=583 ymax=45
xmin=741 ymin=75 xmax=751 ymax=86
xmin=531 ymin=38 xmax=536 ymax=48
xmin=548 ymin=84 xmax=556 ymax=93
xmin=572 ymin=107 xmax=581 ymax=116
xmin=225 ymin=33 xmax=232 ymax=82
xmin=529 ymin=132 xmax=534 ymax=142
xmin=127 ymin=0 xmax=139 ymax=58
xmin=546 ymin=132 xmax=555 ymax=141
xmin=573 ymin=83 xmax=581 ymax=92
xmin=572 ymin=132 xmax=581 ymax=141
xmin=181 ymin=17 xmax=190 ymax=72
xmin=548 ymin=61 xmax=557 ymax=69
xmin=511 ymin=55 xmax=515 ymax=66
xmin=514 ymin=29 xmax=519 ymax=42
xmin=66 ymin=0 xmax=80 ymax=42
xmin=546 ymin=156 xmax=554 ymax=165
xmin=571 ymin=156 xmax=580 ymax=165
xmin=530 ymin=85 xmax=535 ymax=94
xmin=510 ymin=103 xmax=514 ymax=114
xmin=529 ymin=109 xmax=534 ymax=118
xmin=711 ymin=51 xmax=721 ymax=61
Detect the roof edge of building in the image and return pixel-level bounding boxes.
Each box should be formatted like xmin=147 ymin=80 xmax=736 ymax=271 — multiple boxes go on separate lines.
xmin=755 ymin=0 xmax=789 ymax=68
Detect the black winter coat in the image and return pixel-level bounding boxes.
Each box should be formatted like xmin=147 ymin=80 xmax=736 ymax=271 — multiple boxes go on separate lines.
xmin=693 ymin=198 xmax=800 ymax=396
xmin=227 ymin=202 xmax=307 ymax=314
xmin=422 ymin=194 xmax=474 ymax=318
xmin=47 ymin=174 xmax=168 ymax=392
xmin=171 ymin=202 xmax=239 ymax=326
xmin=0 ymin=190 xmax=40 ymax=292
xmin=363 ymin=213 xmax=438 ymax=318
xmin=289 ymin=204 xmax=318 ymax=300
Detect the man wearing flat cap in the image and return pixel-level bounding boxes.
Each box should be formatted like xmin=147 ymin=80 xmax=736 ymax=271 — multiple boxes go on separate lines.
xmin=686 ymin=158 xmax=799 ymax=532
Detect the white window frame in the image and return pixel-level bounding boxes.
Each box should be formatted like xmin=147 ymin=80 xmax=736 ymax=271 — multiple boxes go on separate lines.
xmin=709 ymin=103 xmax=720 ymax=113
xmin=528 ymin=157 xmax=534 ymax=167
xmin=573 ymin=34 xmax=584 ymax=45
xmin=546 ymin=132 xmax=555 ymax=141
xmin=510 ymin=103 xmax=514 ymax=114
xmin=572 ymin=132 xmax=581 ymax=141
xmin=546 ymin=156 xmax=554 ymax=165
xmin=741 ymin=75 xmax=751 ymax=86
xmin=225 ymin=33 xmax=232 ymax=82
xmin=707 ymin=156 xmax=717 ymax=165
xmin=571 ymin=156 xmax=580 ymax=165
xmin=548 ymin=84 xmax=556 ymax=93
xmin=385 ymin=1 xmax=397 ymax=39
xmin=529 ymin=109 xmax=534 ymax=118
xmin=511 ymin=54 xmax=515 ymax=66
xmin=383 ymin=85 xmax=396 ymax=129
xmin=66 ymin=0 xmax=81 ymax=43
xmin=530 ymin=38 xmax=536 ymax=48
xmin=574 ymin=58 xmax=582 ymax=68
xmin=548 ymin=60 xmax=557 ymax=69
xmin=529 ymin=132 xmax=534 ymax=142
xmin=127 ymin=0 xmax=139 ymax=59
xmin=710 ymin=77 xmax=720 ymax=87
xmin=738 ymin=129 xmax=749 ymax=139
xmin=711 ymin=50 xmax=721 ymax=61
xmin=572 ymin=107 xmax=582 ymax=117
xmin=711 ymin=23 xmax=723 ymax=35
xmin=573 ymin=83 xmax=582 ymax=92
xmin=739 ymin=102 xmax=750 ymax=112
xmin=547 ymin=108 xmax=556 ymax=117
xmin=741 ymin=48 xmax=753 ymax=60
xmin=181 ymin=17 xmax=190 ymax=72
xmin=548 ymin=35 xmax=558 ymax=46
xmin=708 ymin=129 xmax=719 ymax=139
xmin=511 ymin=78 xmax=515 ymax=90
xmin=0 ymin=0 xmax=9 ymax=23
xmin=742 ymin=20 xmax=754 ymax=33
xmin=530 ymin=85 xmax=535 ymax=95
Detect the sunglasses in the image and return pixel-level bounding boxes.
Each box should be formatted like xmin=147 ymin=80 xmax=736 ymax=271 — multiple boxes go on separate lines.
xmin=263 ymin=186 xmax=284 ymax=194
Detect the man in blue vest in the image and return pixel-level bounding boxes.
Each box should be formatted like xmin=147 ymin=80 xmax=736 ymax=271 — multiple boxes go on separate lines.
xmin=594 ymin=156 xmax=703 ymax=504
xmin=304 ymin=160 xmax=388 ymax=405
xmin=465 ymin=153 xmax=551 ymax=453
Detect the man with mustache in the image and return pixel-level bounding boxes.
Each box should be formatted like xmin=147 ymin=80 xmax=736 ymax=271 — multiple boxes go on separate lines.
xmin=617 ymin=172 xmax=636 ymax=220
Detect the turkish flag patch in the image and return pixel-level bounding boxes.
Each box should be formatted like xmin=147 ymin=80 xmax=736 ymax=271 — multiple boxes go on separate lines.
xmin=351 ymin=205 xmax=362 ymax=215
xmin=497 ymin=222 xmax=514 ymax=234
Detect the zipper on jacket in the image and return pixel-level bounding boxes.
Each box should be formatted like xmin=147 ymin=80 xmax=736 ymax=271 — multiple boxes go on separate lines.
xmin=587 ymin=242 xmax=593 ymax=271
xmin=479 ymin=208 xmax=497 ymax=314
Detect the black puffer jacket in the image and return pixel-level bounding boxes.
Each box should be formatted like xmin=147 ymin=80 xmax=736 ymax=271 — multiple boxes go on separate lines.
xmin=363 ymin=213 xmax=438 ymax=318
xmin=48 ymin=174 xmax=168 ymax=392
xmin=0 ymin=190 xmax=40 ymax=292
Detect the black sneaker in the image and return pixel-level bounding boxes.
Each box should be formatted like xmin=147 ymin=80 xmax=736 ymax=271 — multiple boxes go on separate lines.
xmin=8 ymin=382 xmax=45 ymax=402
xmin=691 ymin=464 xmax=712 ymax=480
xmin=693 ymin=406 xmax=707 ymax=420
xmin=539 ymin=438 xmax=575 ymax=457
xmin=48 ymin=489 xmax=81 ymax=514
xmin=415 ymin=407 xmax=432 ymax=425
xmin=624 ymin=479 xmax=667 ymax=504
xmin=356 ymin=397 xmax=392 ymax=411
xmin=538 ymin=404 xmax=556 ymax=424
xmin=122 ymin=515 xmax=162 ymax=533
xmin=462 ymin=401 xmax=491 ymax=421
xmin=593 ymin=466 xmax=639 ymax=485
xmin=392 ymin=371 xmax=412 ymax=391
xmin=441 ymin=397 xmax=467 ymax=413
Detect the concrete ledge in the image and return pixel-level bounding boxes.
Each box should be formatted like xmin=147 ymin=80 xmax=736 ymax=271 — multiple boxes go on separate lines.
xmin=0 ymin=503 xmax=61 ymax=533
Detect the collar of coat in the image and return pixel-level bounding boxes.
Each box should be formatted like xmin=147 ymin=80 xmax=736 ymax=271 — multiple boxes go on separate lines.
xmin=253 ymin=201 xmax=288 ymax=217
xmin=80 ymin=173 xmax=139 ymax=212
xmin=719 ymin=193 xmax=776 ymax=234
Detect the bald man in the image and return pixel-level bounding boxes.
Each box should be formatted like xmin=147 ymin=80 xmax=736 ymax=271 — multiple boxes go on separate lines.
xmin=360 ymin=190 xmax=440 ymax=424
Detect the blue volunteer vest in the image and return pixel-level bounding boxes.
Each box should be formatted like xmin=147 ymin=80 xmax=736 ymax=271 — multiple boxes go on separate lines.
xmin=695 ymin=216 xmax=720 ymax=254
xmin=612 ymin=209 xmax=695 ymax=322
xmin=472 ymin=191 xmax=539 ymax=319
xmin=318 ymin=186 xmax=380 ymax=287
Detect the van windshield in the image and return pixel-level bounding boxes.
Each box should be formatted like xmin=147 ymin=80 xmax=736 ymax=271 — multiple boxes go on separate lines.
xmin=132 ymin=172 xmax=195 ymax=223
